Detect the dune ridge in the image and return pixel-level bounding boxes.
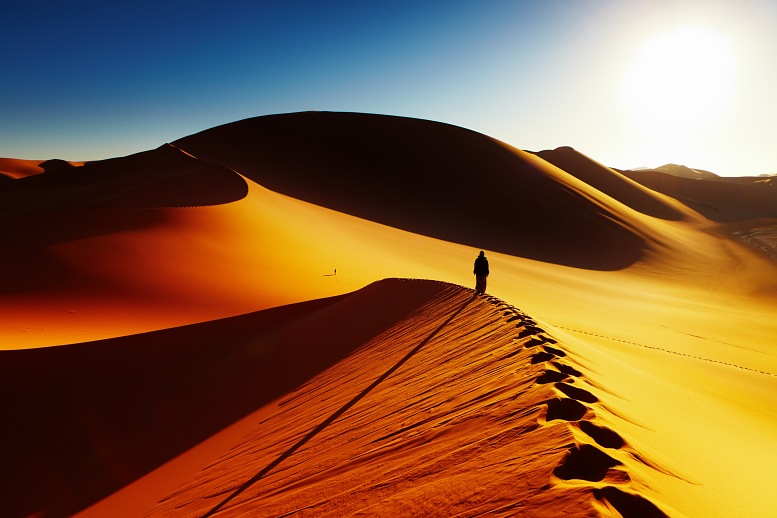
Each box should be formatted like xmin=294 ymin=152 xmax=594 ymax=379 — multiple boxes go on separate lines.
xmin=4 ymin=279 xmax=668 ymax=517
xmin=137 ymin=280 xmax=666 ymax=517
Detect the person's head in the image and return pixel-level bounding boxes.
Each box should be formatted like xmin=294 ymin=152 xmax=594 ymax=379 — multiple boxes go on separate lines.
xmin=479 ymin=250 xmax=485 ymax=257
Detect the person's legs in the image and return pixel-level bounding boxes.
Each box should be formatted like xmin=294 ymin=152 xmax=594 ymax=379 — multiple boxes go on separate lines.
xmin=475 ymin=275 xmax=487 ymax=294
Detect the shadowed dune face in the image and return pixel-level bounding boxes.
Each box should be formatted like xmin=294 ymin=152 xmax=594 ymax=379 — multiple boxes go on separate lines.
xmin=0 ymin=209 xmax=167 ymax=296
xmin=0 ymin=144 xmax=247 ymax=214
xmin=0 ymin=145 xmax=250 ymax=317
xmin=174 ymin=112 xmax=646 ymax=270
xmin=622 ymin=168 xmax=777 ymax=221
xmin=533 ymin=147 xmax=686 ymax=221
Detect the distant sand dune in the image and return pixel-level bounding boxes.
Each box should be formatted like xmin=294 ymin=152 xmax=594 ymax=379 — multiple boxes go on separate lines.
xmin=0 ymin=145 xmax=247 ymax=213
xmin=622 ymin=167 xmax=777 ymax=221
xmin=0 ymin=157 xmax=48 ymax=179
xmin=532 ymin=146 xmax=689 ymax=221
xmin=174 ymin=112 xmax=650 ymax=270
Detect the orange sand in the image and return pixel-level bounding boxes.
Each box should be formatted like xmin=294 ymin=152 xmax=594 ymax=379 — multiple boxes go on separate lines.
xmin=1 ymin=112 xmax=776 ymax=517
xmin=0 ymin=158 xmax=45 ymax=179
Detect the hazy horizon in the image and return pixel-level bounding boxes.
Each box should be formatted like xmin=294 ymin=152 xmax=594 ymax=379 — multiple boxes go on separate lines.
xmin=3 ymin=0 xmax=776 ymax=176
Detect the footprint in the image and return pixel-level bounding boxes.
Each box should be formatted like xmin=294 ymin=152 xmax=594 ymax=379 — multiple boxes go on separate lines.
xmin=531 ymin=351 xmax=556 ymax=364
xmin=543 ymin=345 xmax=566 ymax=357
xmin=553 ymin=444 xmax=622 ymax=482
xmin=592 ymin=486 xmax=667 ymax=517
xmin=536 ymin=370 xmax=569 ymax=384
xmin=550 ymin=361 xmax=581 ymax=377
xmin=545 ymin=397 xmax=587 ymax=421
xmin=517 ymin=326 xmax=543 ymax=338
xmin=554 ymin=382 xmax=599 ymax=403
xmin=578 ymin=421 xmax=624 ymax=449
xmin=524 ymin=337 xmax=546 ymax=348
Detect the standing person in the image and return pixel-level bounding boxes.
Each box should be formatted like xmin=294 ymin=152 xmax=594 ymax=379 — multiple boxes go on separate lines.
xmin=473 ymin=250 xmax=489 ymax=295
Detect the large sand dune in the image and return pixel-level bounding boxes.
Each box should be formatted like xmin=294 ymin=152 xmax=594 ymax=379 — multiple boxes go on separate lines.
xmin=1 ymin=112 xmax=776 ymax=517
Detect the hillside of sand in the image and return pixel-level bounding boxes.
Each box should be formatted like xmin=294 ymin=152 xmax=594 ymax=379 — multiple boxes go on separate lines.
xmin=1 ymin=112 xmax=776 ymax=517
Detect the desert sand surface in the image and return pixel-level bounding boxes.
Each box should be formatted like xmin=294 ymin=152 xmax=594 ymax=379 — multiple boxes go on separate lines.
xmin=1 ymin=112 xmax=776 ymax=517
xmin=0 ymin=158 xmax=45 ymax=180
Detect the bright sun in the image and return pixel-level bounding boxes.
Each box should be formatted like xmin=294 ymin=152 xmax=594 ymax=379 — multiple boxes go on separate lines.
xmin=621 ymin=26 xmax=736 ymax=133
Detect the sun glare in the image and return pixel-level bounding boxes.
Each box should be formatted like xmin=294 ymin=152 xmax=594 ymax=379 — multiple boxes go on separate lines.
xmin=621 ymin=26 xmax=736 ymax=133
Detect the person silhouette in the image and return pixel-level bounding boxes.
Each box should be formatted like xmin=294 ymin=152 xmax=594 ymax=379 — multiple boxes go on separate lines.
xmin=473 ymin=250 xmax=489 ymax=295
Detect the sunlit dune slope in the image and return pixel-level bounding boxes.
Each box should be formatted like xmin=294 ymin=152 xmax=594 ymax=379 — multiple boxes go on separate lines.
xmin=0 ymin=157 xmax=47 ymax=179
xmin=173 ymin=111 xmax=668 ymax=270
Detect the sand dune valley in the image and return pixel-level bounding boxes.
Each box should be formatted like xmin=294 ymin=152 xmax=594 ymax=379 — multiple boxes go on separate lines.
xmin=2 ymin=112 xmax=776 ymax=517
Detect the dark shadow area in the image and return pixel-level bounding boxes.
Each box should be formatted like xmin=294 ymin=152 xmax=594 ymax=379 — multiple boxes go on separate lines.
xmin=202 ymin=294 xmax=474 ymax=517
xmin=550 ymin=361 xmax=582 ymax=378
xmin=543 ymin=345 xmax=566 ymax=357
xmin=0 ymin=209 xmax=166 ymax=295
xmin=0 ymin=144 xmax=247 ymax=214
xmin=531 ymin=351 xmax=556 ymax=364
xmin=536 ymin=371 xmax=570 ymax=385
xmin=174 ymin=112 xmax=646 ymax=270
xmin=0 ymin=145 xmax=249 ymax=296
xmin=593 ymin=486 xmax=667 ymax=517
xmin=0 ymin=279 xmax=454 ymax=518
xmin=40 ymin=159 xmax=80 ymax=175
xmin=533 ymin=147 xmax=685 ymax=221
xmin=553 ymin=444 xmax=621 ymax=482
xmin=554 ymin=382 xmax=599 ymax=403
xmin=545 ymin=398 xmax=587 ymax=421
xmin=622 ymin=169 xmax=777 ymax=222
xmin=578 ymin=421 xmax=624 ymax=449
xmin=518 ymin=326 xmax=544 ymax=338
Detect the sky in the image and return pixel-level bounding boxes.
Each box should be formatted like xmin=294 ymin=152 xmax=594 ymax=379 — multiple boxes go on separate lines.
xmin=2 ymin=0 xmax=776 ymax=176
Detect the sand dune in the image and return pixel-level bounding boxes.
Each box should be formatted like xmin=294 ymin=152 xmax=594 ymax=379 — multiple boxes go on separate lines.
xmin=0 ymin=157 xmax=48 ymax=179
xmin=622 ymin=167 xmax=777 ymax=221
xmin=531 ymin=147 xmax=688 ymax=221
xmin=173 ymin=112 xmax=654 ymax=270
xmin=4 ymin=280 xmax=667 ymax=517
xmin=0 ymin=145 xmax=247 ymax=213
xmin=2 ymin=112 xmax=777 ymax=517
xmin=653 ymin=164 xmax=719 ymax=180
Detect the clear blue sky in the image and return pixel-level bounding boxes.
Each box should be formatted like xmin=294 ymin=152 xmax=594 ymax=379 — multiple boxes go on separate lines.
xmin=3 ymin=0 xmax=776 ymax=176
